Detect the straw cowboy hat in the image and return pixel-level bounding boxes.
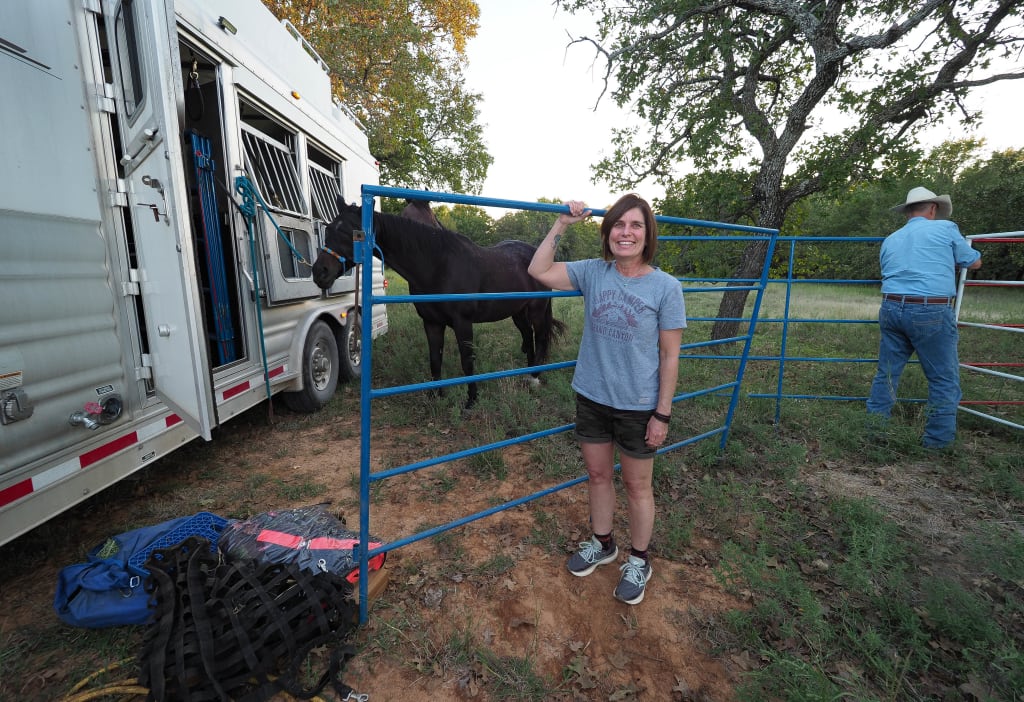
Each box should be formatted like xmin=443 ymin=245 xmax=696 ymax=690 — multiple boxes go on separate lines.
xmin=891 ymin=186 xmax=953 ymax=219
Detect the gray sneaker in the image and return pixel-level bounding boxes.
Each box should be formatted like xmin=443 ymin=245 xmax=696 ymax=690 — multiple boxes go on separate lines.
xmin=613 ymin=555 xmax=652 ymax=604
xmin=566 ymin=537 xmax=618 ymax=577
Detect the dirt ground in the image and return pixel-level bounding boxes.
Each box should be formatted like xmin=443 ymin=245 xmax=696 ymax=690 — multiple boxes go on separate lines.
xmin=0 ymin=394 xmax=1001 ymax=701
xmin=0 ymin=404 xmax=745 ymax=702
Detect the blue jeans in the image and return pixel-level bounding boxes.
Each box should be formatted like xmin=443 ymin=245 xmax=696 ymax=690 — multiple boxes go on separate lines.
xmin=866 ymin=300 xmax=962 ymax=448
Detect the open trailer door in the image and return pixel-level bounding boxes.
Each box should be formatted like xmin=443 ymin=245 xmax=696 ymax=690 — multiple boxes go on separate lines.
xmin=104 ymin=0 xmax=215 ymax=439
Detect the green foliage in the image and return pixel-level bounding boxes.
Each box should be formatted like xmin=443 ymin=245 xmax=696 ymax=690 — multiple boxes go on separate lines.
xmin=439 ymin=204 xmax=496 ymax=243
xmin=954 ymin=148 xmax=1024 ymax=279
xmin=491 ymin=200 xmax=601 ymax=260
xmin=262 ymin=0 xmax=492 ymax=192
xmin=656 ymin=170 xmax=757 ymax=278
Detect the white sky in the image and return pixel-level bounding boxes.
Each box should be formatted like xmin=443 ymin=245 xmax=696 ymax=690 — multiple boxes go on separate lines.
xmin=462 ymin=0 xmax=1023 ymax=216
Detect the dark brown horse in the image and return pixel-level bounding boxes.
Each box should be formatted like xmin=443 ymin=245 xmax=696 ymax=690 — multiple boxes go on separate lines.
xmin=312 ymin=201 xmax=562 ymax=408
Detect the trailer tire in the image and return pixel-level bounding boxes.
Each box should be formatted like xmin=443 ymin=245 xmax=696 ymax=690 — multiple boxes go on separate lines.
xmin=337 ymin=310 xmax=362 ymax=381
xmin=282 ymin=320 xmax=339 ymax=413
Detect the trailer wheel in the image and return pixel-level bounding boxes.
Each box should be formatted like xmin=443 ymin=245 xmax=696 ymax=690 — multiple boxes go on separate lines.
xmin=337 ymin=310 xmax=362 ymax=380
xmin=282 ymin=320 xmax=339 ymax=413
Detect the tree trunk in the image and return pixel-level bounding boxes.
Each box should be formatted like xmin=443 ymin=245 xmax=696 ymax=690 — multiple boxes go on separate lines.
xmin=710 ymin=239 xmax=770 ymax=340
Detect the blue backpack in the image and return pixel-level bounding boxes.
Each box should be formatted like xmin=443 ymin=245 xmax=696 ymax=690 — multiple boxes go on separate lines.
xmin=54 ymin=513 xmax=228 ymax=628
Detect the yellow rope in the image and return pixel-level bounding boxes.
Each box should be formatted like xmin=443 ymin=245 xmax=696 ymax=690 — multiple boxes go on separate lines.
xmin=60 ymin=681 xmax=149 ymax=702
xmin=63 ymin=660 xmax=332 ymax=702
xmin=65 ymin=658 xmax=133 ymax=695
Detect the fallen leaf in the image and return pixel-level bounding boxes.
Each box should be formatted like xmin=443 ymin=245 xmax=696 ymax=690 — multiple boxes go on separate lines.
xmin=423 ymin=587 xmax=443 ymax=608
xmin=607 ymin=650 xmax=630 ymax=669
xmin=672 ymin=674 xmax=691 ymax=695
xmin=609 ymin=683 xmax=639 ymax=700
xmin=960 ymin=676 xmax=996 ymax=700
xmin=577 ymin=672 xmax=598 ymax=690
xmin=730 ymin=650 xmax=757 ymax=671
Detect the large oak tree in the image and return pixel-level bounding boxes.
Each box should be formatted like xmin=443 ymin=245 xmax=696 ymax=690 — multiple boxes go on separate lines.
xmin=558 ymin=0 xmax=1024 ymax=337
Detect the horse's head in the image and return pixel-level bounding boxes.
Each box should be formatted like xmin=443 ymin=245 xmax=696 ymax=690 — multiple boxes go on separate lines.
xmin=312 ymin=200 xmax=363 ymax=289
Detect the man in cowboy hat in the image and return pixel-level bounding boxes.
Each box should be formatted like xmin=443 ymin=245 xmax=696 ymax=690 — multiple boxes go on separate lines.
xmin=866 ymin=186 xmax=982 ymax=449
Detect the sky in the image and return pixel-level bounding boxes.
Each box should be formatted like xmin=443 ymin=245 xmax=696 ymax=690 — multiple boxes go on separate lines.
xmin=462 ymin=0 xmax=1023 ymax=216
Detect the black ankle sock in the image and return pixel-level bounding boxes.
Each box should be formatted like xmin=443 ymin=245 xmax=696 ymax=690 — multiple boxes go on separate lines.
xmin=630 ymin=547 xmax=648 ymax=562
xmin=594 ymin=532 xmax=614 ymax=549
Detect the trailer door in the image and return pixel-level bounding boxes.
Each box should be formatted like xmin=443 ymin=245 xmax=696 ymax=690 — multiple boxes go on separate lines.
xmin=105 ymin=0 xmax=215 ymax=438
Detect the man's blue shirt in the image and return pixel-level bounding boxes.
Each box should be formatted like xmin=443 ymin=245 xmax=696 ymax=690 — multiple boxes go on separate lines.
xmin=879 ymin=217 xmax=980 ymax=297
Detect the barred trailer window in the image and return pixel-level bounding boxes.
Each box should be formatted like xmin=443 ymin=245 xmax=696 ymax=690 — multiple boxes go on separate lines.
xmin=308 ymin=143 xmax=344 ymax=222
xmin=239 ymin=102 xmax=306 ymax=216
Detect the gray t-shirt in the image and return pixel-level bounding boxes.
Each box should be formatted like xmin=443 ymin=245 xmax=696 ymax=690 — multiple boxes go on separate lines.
xmin=566 ymin=259 xmax=687 ymax=410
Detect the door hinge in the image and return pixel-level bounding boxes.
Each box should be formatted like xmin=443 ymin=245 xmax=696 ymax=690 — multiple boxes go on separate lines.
xmin=82 ymin=0 xmax=102 ymax=15
xmin=122 ymin=268 xmax=140 ymax=296
xmin=136 ymin=355 xmax=154 ymax=381
xmin=97 ymin=83 xmax=116 ymax=114
xmin=109 ymin=179 xmax=129 ymax=208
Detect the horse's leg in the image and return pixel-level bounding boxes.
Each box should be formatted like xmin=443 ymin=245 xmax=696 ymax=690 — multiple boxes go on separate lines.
xmin=511 ymin=311 xmax=540 ymax=387
xmin=451 ymin=318 xmax=478 ymax=408
xmin=422 ymin=320 xmax=446 ymax=396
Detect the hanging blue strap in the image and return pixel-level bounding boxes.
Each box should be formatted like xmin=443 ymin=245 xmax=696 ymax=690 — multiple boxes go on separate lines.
xmin=233 ymin=176 xmax=274 ymax=407
xmin=188 ymin=131 xmax=237 ymax=364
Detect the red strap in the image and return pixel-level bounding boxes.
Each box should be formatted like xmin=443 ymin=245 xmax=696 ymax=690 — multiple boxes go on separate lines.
xmin=256 ymin=529 xmax=302 ymax=548
xmin=257 ymin=530 xmax=381 ymax=554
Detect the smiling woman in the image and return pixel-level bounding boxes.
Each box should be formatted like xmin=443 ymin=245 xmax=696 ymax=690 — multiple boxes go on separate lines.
xmin=528 ymin=193 xmax=686 ymax=605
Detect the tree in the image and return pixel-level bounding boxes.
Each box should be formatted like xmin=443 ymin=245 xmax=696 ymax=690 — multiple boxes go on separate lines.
xmin=954 ymin=148 xmax=1024 ymax=280
xmin=262 ymin=0 xmax=492 ymax=192
xmin=435 ymin=203 xmax=496 ymax=244
xmin=655 ymin=169 xmax=758 ymax=279
xmin=492 ymin=199 xmax=602 ymax=260
xmin=558 ymin=0 xmax=1024 ymax=338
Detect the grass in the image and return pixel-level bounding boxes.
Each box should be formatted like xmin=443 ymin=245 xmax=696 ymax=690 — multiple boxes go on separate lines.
xmin=1 ymin=273 xmax=1020 ymax=701
xmin=354 ymin=276 xmax=1023 ymax=700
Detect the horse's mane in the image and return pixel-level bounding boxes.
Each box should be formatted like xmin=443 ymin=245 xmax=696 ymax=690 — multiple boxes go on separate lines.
xmin=375 ymin=209 xmax=483 ymax=256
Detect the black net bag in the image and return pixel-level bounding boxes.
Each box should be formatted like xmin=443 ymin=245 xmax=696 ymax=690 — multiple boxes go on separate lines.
xmin=138 ymin=535 xmax=358 ymax=701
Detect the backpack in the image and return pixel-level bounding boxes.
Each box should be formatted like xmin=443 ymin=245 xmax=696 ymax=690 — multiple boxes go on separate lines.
xmin=53 ymin=512 xmax=228 ymax=628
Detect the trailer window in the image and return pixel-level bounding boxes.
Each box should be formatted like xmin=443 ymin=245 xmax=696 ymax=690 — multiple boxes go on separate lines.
xmin=309 ymin=164 xmax=342 ymax=222
xmin=276 ymin=228 xmax=314 ymax=279
xmin=239 ymin=104 xmax=306 ymax=216
xmin=113 ymin=0 xmax=145 ymax=122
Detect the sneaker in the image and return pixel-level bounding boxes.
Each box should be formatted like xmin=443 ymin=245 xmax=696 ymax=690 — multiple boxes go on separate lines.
xmin=566 ymin=537 xmax=618 ymax=577
xmin=613 ymin=555 xmax=652 ymax=604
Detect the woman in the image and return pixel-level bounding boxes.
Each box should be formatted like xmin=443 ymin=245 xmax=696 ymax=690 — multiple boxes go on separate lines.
xmin=528 ymin=194 xmax=686 ymax=605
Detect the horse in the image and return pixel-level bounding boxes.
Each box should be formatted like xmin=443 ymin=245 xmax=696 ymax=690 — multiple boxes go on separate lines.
xmin=312 ymin=200 xmax=563 ymax=409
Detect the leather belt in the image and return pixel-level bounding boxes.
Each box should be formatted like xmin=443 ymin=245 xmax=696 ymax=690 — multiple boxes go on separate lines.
xmin=882 ymin=294 xmax=952 ymax=305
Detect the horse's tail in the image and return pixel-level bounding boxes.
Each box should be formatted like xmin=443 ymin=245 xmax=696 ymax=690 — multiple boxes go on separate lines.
xmin=540 ymin=297 xmax=567 ymax=342
xmin=550 ymin=316 xmax=567 ymax=340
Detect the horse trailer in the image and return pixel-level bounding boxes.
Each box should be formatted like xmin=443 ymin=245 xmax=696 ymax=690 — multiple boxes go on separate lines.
xmin=0 ymin=0 xmax=388 ymax=546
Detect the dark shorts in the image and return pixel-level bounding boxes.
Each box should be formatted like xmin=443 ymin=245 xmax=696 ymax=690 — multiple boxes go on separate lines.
xmin=574 ymin=393 xmax=656 ymax=459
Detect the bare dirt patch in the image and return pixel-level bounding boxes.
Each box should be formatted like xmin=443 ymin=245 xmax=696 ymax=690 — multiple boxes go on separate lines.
xmin=0 ymin=403 xmax=743 ymax=701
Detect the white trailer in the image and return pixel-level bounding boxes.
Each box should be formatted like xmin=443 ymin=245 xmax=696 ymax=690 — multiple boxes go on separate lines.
xmin=0 ymin=0 xmax=388 ymax=546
